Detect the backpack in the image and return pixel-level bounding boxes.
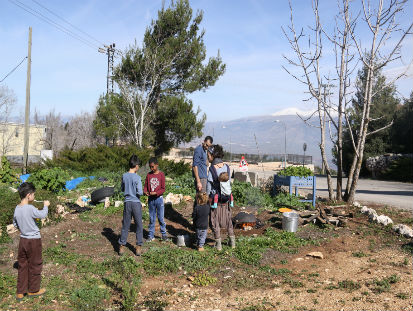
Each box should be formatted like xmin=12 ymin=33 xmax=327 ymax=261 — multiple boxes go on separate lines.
xmin=209 ymin=164 xmax=231 ymax=203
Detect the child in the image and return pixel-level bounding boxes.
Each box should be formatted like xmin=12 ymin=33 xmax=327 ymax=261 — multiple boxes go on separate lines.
xmin=144 ymin=157 xmax=167 ymax=241
xmin=13 ymin=182 xmax=49 ymax=301
xmin=212 ymin=171 xmax=234 ymax=208
xmin=192 ymin=192 xmax=210 ymax=251
xmin=119 ymin=155 xmax=144 ymax=256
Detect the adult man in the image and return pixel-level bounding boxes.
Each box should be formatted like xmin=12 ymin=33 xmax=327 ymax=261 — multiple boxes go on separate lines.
xmin=192 ymin=136 xmax=213 ymax=192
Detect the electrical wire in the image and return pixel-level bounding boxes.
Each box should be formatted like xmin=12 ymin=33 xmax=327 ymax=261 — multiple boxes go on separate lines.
xmin=8 ymin=0 xmax=100 ymax=50
xmin=31 ymin=0 xmax=105 ymax=47
xmin=0 ymin=56 xmax=27 ymax=83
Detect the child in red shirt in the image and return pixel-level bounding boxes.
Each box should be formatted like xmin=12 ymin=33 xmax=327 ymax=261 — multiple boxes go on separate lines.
xmin=144 ymin=157 xmax=167 ymax=241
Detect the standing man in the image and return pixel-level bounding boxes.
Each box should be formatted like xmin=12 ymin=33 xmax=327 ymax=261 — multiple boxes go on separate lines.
xmin=192 ymin=136 xmax=213 ymax=193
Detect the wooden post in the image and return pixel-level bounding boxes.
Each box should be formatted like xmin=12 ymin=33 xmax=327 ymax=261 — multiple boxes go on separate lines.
xmin=23 ymin=27 xmax=32 ymax=174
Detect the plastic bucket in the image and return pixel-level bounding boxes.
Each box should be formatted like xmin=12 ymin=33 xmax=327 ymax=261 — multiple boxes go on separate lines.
xmin=282 ymin=212 xmax=299 ymax=232
xmin=176 ymin=235 xmax=190 ymax=247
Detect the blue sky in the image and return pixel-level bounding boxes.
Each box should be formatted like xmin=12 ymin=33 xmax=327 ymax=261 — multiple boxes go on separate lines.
xmin=1 ymin=0 xmax=412 ymax=122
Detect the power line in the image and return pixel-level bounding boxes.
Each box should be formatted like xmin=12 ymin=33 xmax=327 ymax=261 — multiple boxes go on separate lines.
xmin=8 ymin=0 xmax=100 ymax=50
xmin=0 ymin=56 xmax=27 ymax=83
xmin=31 ymin=0 xmax=105 ymax=47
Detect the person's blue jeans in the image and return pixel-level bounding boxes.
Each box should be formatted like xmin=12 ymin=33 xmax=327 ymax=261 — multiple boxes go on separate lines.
xmin=148 ymin=196 xmax=167 ymax=239
xmin=197 ymin=229 xmax=207 ymax=247
xmin=118 ymin=201 xmax=143 ymax=246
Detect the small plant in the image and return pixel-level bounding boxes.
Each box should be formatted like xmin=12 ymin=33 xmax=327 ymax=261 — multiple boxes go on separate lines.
xmin=0 ymin=272 xmax=16 ymax=297
xmin=395 ymin=292 xmax=408 ymax=300
xmin=338 ymin=279 xmax=361 ymax=292
xmin=278 ymin=166 xmax=313 ymax=177
xmin=369 ymin=274 xmax=400 ymax=294
xmin=352 ymin=251 xmax=367 ymax=258
xmin=142 ymin=289 xmax=172 ymax=311
xmin=28 ymin=167 xmax=70 ymax=193
xmin=192 ymin=272 xmax=217 ymax=286
xmin=0 ymin=156 xmax=17 ymax=183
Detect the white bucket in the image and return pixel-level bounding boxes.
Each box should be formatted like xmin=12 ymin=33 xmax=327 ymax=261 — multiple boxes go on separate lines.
xmin=282 ymin=212 xmax=299 ymax=232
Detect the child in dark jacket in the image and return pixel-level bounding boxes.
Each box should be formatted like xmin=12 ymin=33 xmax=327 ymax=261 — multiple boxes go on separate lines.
xmin=192 ymin=192 xmax=210 ymax=251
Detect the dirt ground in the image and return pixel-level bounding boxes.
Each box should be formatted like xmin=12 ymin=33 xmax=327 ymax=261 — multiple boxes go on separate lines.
xmin=0 ymin=200 xmax=412 ymax=311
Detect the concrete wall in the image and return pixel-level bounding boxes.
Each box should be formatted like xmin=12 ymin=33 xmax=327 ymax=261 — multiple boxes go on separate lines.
xmin=0 ymin=123 xmax=46 ymax=157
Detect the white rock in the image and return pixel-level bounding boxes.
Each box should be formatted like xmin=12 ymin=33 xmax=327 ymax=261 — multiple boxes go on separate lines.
xmin=393 ymin=224 xmax=413 ymax=238
xmin=306 ymin=251 xmax=324 ymax=259
xmin=114 ymin=201 xmax=123 ymax=208
xmin=376 ymin=215 xmax=393 ymax=226
xmin=353 ymin=201 xmax=361 ymax=208
xmin=360 ymin=206 xmax=370 ymax=214
xmin=164 ymin=193 xmax=183 ymax=205
xmin=6 ymin=224 xmax=17 ymax=234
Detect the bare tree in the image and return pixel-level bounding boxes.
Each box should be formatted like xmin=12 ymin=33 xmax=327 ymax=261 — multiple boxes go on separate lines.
xmin=282 ymin=0 xmax=335 ymax=200
xmin=66 ymin=112 xmax=96 ymax=150
xmin=343 ymin=0 xmax=413 ymax=203
xmin=0 ymin=86 xmax=17 ymax=157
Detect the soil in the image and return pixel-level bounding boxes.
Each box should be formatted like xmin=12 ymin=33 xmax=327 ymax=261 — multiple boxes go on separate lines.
xmin=1 ymin=200 xmax=412 ymax=311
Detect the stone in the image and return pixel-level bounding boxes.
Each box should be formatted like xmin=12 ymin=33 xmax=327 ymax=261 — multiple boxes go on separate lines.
xmin=183 ymin=195 xmax=192 ymax=201
xmin=353 ymin=201 xmax=361 ymax=208
xmin=376 ymin=215 xmax=393 ymax=226
xmin=233 ymin=171 xmax=249 ymax=183
xmin=104 ymin=197 xmax=110 ymax=208
xmin=392 ymin=224 xmax=413 ymax=239
xmin=248 ymin=172 xmax=258 ymax=187
xmin=114 ymin=201 xmax=123 ymax=208
xmin=6 ymin=224 xmax=17 ymax=234
xmin=306 ymin=251 xmax=324 ymax=259
xmin=75 ymin=196 xmax=85 ymax=208
xmin=164 ymin=193 xmax=183 ymax=205
xmin=56 ymin=204 xmax=65 ymax=215
xmin=294 ymin=257 xmax=304 ymax=261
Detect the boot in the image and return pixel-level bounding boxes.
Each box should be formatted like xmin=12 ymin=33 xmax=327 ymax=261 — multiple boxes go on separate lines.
xmin=215 ymin=238 xmax=222 ymax=251
xmin=135 ymin=245 xmax=142 ymax=256
xmin=28 ymin=288 xmax=46 ymax=297
xmin=118 ymin=245 xmax=124 ymax=256
xmin=230 ymin=236 xmax=236 ymax=249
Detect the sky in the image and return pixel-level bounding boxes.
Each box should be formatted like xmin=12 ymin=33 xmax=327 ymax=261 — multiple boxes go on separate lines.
xmin=1 ymin=0 xmax=412 ymax=123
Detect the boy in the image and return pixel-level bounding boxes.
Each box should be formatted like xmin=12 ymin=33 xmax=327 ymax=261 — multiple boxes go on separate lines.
xmin=192 ymin=192 xmax=210 ymax=251
xmin=13 ymin=182 xmax=49 ymax=301
xmin=212 ymin=171 xmax=234 ymax=208
xmin=119 ymin=155 xmax=144 ymax=256
xmin=144 ymin=157 xmax=167 ymax=241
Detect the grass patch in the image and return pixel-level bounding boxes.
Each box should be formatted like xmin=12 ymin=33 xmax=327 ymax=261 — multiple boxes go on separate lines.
xmin=141 ymin=289 xmax=172 ymax=311
xmin=0 ymin=272 xmax=16 ymax=297
xmin=69 ymin=277 xmax=110 ymax=311
xmin=44 ymin=244 xmax=83 ymax=265
xmin=395 ymin=292 xmax=408 ymax=300
xmin=142 ymin=245 xmax=219 ymax=275
xmin=235 ymin=228 xmax=309 ymax=265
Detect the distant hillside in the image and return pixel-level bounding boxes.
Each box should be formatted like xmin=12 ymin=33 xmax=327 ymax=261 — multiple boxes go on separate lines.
xmin=184 ymin=114 xmax=336 ymax=167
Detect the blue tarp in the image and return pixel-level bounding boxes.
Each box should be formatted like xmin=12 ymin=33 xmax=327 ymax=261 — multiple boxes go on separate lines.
xmin=19 ymin=174 xmax=95 ymax=191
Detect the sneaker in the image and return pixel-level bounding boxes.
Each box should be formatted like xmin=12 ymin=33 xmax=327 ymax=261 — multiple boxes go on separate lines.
xmin=198 ymin=247 xmax=205 ymax=252
xmin=16 ymin=293 xmax=25 ymax=301
xmin=146 ymin=237 xmax=155 ymax=242
xmin=161 ymin=235 xmax=169 ymax=242
xmin=28 ymin=288 xmax=46 ymax=297
xmin=135 ymin=245 xmax=142 ymax=256
xmin=118 ymin=245 xmax=125 ymax=256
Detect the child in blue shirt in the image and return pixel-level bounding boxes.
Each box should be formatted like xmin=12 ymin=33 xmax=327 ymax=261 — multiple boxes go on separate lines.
xmin=118 ymin=155 xmax=144 ymax=256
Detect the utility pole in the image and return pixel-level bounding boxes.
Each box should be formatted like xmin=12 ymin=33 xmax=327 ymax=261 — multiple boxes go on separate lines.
xmin=23 ymin=27 xmax=32 ymax=174
xmin=99 ymin=43 xmax=116 ymax=95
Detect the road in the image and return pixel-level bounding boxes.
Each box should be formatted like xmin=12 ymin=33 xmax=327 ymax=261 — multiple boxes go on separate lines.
xmin=316 ymin=177 xmax=413 ymax=211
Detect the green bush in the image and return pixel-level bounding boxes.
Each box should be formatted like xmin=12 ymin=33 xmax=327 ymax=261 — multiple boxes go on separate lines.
xmin=158 ymin=158 xmax=191 ymax=177
xmin=28 ymin=167 xmax=69 ymax=193
xmin=380 ymin=157 xmax=413 ymax=182
xmin=46 ymin=145 xmax=152 ymax=173
xmin=272 ymin=192 xmax=308 ymax=209
xmin=278 ymin=166 xmax=313 ymax=177
xmin=0 ymin=157 xmax=18 ymax=184
xmin=0 ymin=185 xmax=20 ymax=238
xmin=165 ymin=172 xmax=195 ymax=196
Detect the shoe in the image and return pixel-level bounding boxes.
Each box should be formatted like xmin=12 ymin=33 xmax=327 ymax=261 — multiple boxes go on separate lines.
xmin=198 ymin=247 xmax=205 ymax=252
xmin=161 ymin=235 xmax=169 ymax=242
xmin=230 ymin=236 xmax=236 ymax=249
xmin=230 ymin=202 xmax=234 ymax=207
xmin=118 ymin=245 xmax=125 ymax=256
xmin=146 ymin=237 xmax=155 ymax=242
xmin=16 ymin=293 xmax=25 ymax=301
xmin=28 ymin=288 xmax=46 ymax=297
xmin=215 ymin=238 xmax=222 ymax=251
xmin=135 ymin=245 xmax=142 ymax=256
xmin=212 ymin=203 xmax=218 ymax=209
